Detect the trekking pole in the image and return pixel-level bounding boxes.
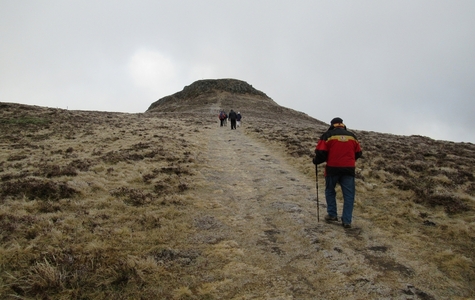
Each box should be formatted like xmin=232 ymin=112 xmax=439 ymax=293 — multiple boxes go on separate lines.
xmin=315 ymin=164 xmax=320 ymax=222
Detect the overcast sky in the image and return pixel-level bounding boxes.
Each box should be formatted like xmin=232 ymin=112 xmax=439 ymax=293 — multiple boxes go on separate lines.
xmin=1 ymin=1 xmax=474 ymax=143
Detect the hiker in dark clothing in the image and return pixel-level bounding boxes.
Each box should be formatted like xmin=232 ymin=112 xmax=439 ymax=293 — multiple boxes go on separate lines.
xmin=313 ymin=117 xmax=362 ymax=228
xmin=228 ymin=110 xmax=238 ymax=130
xmin=236 ymin=112 xmax=242 ymax=127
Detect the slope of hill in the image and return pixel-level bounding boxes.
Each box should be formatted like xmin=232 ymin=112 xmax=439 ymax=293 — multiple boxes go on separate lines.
xmin=146 ymin=78 xmax=320 ymax=125
xmin=0 ymin=79 xmax=474 ymax=299
xmin=148 ymin=78 xmax=271 ymax=112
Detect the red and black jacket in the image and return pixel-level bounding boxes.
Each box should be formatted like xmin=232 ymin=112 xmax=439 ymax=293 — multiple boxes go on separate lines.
xmin=313 ymin=124 xmax=362 ymax=176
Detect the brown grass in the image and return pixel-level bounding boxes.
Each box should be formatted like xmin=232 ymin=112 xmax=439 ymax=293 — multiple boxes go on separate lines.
xmin=0 ymin=103 xmax=208 ymax=299
xmin=1 ymin=93 xmax=474 ymax=299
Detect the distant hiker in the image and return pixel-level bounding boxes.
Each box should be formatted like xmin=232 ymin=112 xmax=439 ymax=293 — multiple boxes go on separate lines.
xmin=313 ymin=117 xmax=362 ymax=228
xmin=236 ymin=112 xmax=242 ymax=127
xmin=228 ymin=110 xmax=238 ymax=130
xmin=219 ymin=110 xmax=226 ymax=127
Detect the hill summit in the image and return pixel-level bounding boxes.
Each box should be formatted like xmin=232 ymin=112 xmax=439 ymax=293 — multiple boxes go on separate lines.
xmin=145 ymin=78 xmax=319 ymax=125
xmin=147 ymin=78 xmax=271 ymax=113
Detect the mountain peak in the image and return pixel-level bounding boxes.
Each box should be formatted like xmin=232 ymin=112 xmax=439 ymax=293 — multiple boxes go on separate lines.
xmin=181 ymin=78 xmax=268 ymax=97
xmin=146 ymin=78 xmax=270 ymax=112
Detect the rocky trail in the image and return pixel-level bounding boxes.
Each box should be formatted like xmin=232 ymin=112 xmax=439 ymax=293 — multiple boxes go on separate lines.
xmin=189 ymin=121 xmax=436 ymax=299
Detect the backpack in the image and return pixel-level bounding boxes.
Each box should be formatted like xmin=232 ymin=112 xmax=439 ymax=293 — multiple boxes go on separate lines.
xmin=219 ymin=112 xmax=225 ymax=120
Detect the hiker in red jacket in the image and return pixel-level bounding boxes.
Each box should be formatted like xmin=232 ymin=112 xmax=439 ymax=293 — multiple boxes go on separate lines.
xmin=313 ymin=117 xmax=362 ymax=228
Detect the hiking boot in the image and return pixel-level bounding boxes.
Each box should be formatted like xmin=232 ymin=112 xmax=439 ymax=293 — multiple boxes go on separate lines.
xmin=324 ymin=215 xmax=338 ymax=222
xmin=342 ymin=223 xmax=352 ymax=229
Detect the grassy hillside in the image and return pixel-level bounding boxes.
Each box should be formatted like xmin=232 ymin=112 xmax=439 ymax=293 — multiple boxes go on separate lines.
xmin=1 ymin=80 xmax=474 ymax=298
xmin=0 ymin=103 xmax=212 ymax=298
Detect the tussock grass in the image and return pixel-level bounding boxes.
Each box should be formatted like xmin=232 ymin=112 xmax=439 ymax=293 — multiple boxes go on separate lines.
xmin=0 ymin=103 xmax=210 ymax=299
xmin=1 ymin=97 xmax=474 ymax=298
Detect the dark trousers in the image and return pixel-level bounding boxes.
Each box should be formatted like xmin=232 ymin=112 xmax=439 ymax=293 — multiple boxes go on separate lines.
xmin=230 ymin=119 xmax=237 ymax=129
xmin=325 ymin=175 xmax=355 ymax=224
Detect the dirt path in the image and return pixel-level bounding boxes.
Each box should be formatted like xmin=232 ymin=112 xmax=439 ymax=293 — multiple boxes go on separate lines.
xmin=189 ymin=121 xmax=433 ymax=299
